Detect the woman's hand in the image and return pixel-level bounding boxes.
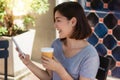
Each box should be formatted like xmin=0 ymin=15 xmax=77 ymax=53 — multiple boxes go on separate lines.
xmin=41 ymin=56 xmax=74 ymax=80
xmin=19 ymin=53 xmax=31 ymax=65
xmin=16 ymin=48 xmax=31 ymax=66
xmin=41 ymin=56 xmax=63 ymax=72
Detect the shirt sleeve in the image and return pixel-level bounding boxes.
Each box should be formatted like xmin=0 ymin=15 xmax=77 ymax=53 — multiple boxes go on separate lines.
xmin=79 ymin=54 xmax=100 ymax=79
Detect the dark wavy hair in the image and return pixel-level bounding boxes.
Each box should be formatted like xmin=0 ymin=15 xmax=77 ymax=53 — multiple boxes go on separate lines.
xmin=54 ymin=2 xmax=92 ymax=40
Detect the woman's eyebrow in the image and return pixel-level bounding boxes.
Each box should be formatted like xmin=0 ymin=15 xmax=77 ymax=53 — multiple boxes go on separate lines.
xmin=55 ymin=17 xmax=61 ymax=19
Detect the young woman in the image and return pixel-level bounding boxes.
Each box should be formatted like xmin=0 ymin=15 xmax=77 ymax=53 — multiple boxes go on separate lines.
xmin=18 ymin=1 xmax=99 ymax=80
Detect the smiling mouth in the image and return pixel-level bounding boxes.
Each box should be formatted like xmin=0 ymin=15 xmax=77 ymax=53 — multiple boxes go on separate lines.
xmin=57 ymin=29 xmax=61 ymax=34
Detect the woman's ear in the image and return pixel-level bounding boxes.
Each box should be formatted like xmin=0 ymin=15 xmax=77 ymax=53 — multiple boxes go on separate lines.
xmin=70 ymin=17 xmax=77 ymax=27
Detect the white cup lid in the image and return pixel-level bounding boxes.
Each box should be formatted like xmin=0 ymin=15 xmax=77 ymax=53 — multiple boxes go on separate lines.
xmin=41 ymin=47 xmax=54 ymax=52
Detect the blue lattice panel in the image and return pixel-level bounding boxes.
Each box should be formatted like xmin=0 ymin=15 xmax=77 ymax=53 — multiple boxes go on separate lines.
xmin=78 ymin=0 xmax=120 ymax=78
xmin=85 ymin=0 xmax=120 ymax=12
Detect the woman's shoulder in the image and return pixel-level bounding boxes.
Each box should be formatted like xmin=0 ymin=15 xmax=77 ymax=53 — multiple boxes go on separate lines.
xmin=52 ymin=38 xmax=61 ymax=44
xmin=82 ymin=44 xmax=98 ymax=57
xmin=86 ymin=44 xmax=96 ymax=50
xmin=51 ymin=38 xmax=61 ymax=47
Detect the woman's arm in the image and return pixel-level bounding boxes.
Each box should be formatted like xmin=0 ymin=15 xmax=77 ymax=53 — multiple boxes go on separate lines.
xmin=26 ymin=61 xmax=52 ymax=80
xmin=79 ymin=76 xmax=91 ymax=80
xmin=78 ymin=54 xmax=99 ymax=80
xmin=42 ymin=56 xmax=74 ymax=80
xmin=19 ymin=53 xmax=52 ymax=80
xmin=55 ymin=65 xmax=73 ymax=80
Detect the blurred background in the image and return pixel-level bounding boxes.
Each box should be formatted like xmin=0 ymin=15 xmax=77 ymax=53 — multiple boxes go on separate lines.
xmin=0 ymin=0 xmax=120 ymax=80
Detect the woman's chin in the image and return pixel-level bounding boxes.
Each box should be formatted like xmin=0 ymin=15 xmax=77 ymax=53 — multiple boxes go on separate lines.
xmin=59 ymin=36 xmax=65 ymax=39
xmin=59 ymin=37 xmax=66 ymax=40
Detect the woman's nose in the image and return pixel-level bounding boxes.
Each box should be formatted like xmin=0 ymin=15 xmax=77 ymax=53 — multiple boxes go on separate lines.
xmin=54 ymin=23 xmax=57 ymax=28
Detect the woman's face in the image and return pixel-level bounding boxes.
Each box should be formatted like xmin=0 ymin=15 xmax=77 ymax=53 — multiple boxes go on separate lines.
xmin=54 ymin=11 xmax=75 ymax=39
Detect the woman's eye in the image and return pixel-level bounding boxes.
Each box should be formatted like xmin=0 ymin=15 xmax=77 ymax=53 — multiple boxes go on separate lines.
xmin=56 ymin=20 xmax=61 ymax=22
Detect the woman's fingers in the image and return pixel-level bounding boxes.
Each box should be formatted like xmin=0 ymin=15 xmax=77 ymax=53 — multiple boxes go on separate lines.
xmin=19 ymin=53 xmax=23 ymax=59
xmin=41 ymin=56 xmax=50 ymax=64
xmin=53 ymin=56 xmax=58 ymax=61
xmin=19 ymin=53 xmax=29 ymax=61
xmin=16 ymin=47 xmax=18 ymax=51
xmin=41 ymin=56 xmax=58 ymax=65
xmin=42 ymin=56 xmax=49 ymax=60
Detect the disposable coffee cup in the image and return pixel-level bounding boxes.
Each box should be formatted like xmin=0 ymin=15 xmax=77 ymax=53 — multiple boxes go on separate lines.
xmin=41 ymin=47 xmax=54 ymax=59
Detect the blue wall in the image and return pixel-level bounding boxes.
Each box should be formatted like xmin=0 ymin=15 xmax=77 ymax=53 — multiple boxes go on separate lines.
xmin=79 ymin=0 xmax=120 ymax=78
